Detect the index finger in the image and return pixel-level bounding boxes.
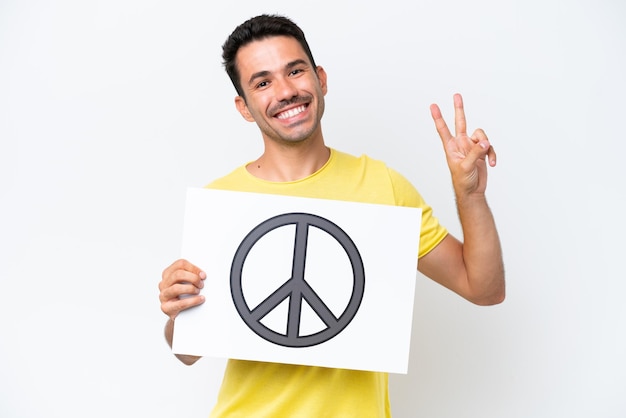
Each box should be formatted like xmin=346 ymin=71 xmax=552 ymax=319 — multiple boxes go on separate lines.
xmin=430 ymin=103 xmax=453 ymax=143
xmin=453 ymin=93 xmax=467 ymax=137
xmin=162 ymin=259 xmax=206 ymax=283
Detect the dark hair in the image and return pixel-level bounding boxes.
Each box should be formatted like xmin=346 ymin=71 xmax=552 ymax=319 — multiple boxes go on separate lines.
xmin=222 ymin=14 xmax=318 ymax=98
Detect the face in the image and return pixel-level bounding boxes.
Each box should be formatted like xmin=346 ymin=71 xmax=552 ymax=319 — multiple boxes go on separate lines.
xmin=234 ymin=36 xmax=328 ymax=145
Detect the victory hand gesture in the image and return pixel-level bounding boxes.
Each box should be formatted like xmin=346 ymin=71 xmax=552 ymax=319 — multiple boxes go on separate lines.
xmin=430 ymin=93 xmax=496 ymax=199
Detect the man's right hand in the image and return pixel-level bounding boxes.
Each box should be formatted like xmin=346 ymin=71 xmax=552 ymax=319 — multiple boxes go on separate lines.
xmin=159 ymin=259 xmax=206 ymax=321
xmin=159 ymin=259 xmax=206 ymax=365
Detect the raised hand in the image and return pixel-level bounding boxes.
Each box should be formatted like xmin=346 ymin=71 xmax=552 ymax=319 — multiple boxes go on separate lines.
xmin=430 ymin=93 xmax=496 ymax=198
xmin=423 ymin=93 xmax=505 ymax=306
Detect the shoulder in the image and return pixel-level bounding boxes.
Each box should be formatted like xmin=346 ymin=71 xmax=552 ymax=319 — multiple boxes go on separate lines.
xmin=329 ymin=148 xmax=391 ymax=173
xmin=333 ymin=149 xmax=416 ymax=193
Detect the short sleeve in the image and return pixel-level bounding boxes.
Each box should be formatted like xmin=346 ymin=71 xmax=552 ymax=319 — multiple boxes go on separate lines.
xmin=387 ymin=168 xmax=448 ymax=258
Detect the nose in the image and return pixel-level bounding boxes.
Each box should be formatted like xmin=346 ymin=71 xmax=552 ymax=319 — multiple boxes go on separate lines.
xmin=274 ymin=76 xmax=298 ymax=102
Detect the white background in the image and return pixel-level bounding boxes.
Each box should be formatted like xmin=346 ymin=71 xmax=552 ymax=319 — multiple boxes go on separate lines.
xmin=1 ymin=1 xmax=624 ymax=417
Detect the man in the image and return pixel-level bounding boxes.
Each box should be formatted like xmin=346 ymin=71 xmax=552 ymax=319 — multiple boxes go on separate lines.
xmin=158 ymin=14 xmax=504 ymax=417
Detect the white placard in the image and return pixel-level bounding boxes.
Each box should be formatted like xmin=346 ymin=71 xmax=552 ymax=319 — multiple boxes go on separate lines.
xmin=173 ymin=187 xmax=421 ymax=373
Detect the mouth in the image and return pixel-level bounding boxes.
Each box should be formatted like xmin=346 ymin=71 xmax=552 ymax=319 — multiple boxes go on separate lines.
xmin=275 ymin=104 xmax=308 ymax=120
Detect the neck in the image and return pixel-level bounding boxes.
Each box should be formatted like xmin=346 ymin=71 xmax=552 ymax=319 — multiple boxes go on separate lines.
xmin=246 ymin=136 xmax=330 ymax=182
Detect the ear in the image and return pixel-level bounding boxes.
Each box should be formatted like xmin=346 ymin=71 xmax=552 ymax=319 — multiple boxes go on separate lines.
xmin=316 ymin=66 xmax=328 ymax=95
xmin=235 ymin=96 xmax=255 ymax=122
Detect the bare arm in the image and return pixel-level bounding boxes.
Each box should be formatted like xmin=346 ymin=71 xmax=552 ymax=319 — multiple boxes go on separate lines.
xmin=418 ymin=94 xmax=505 ymax=305
xmin=159 ymin=259 xmax=206 ymax=365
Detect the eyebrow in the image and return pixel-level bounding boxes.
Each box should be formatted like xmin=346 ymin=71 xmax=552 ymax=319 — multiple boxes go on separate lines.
xmin=247 ymin=59 xmax=309 ymax=86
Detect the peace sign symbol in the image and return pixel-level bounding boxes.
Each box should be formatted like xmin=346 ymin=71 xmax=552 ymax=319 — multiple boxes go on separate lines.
xmin=230 ymin=212 xmax=365 ymax=348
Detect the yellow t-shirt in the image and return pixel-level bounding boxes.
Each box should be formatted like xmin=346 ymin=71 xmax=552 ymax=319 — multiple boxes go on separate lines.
xmin=206 ymin=149 xmax=447 ymax=418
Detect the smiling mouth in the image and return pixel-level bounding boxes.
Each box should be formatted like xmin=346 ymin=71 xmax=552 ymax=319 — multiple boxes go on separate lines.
xmin=275 ymin=104 xmax=308 ymax=120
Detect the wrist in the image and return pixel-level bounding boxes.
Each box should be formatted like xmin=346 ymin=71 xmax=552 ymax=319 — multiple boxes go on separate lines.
xmin=455 ymin=191 xmax=488 ymax=207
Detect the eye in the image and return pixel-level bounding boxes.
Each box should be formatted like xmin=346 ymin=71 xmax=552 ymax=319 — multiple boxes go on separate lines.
xmin=289 ymin=68 xmax=304 ymax=76
xmin=255 ymin=80 xmax=269 ymax=89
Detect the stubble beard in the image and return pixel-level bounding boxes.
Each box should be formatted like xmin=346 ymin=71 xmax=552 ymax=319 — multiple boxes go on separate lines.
xmin=263 ymin=94 xmax=325 ymax=145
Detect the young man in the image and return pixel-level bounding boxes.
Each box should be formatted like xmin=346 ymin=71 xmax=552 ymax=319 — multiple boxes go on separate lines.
xmin=158 ymin=14 xmax=504 ymax=417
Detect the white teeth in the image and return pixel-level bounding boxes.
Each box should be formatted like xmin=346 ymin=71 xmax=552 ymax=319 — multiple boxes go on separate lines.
xmin=277 ymin=105 xmax=306 ymax=119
